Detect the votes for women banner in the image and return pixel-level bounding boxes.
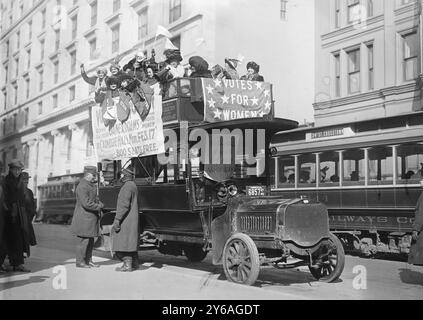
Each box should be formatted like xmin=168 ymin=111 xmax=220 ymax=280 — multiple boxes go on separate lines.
xmin=201 ymin=78 xmax=273 ymax=123
xmin=91 ymin=95 xmax=165 ymax=162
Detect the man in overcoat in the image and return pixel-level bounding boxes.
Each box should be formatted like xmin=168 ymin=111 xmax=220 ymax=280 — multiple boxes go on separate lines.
xmin=409 ymin=179 xmax=423 ymax=265
xmin=21 ymin=172 xmax=37 ymax=247
xmin=0 ymin=160 xmax=6 ymax=273
xmin=71 ymin=166 xmax=104 ymax=268
xmin=111 ymin=167 xmax=139 ymax=272
xmin=2 ymin=160 xmax=31 ymax=272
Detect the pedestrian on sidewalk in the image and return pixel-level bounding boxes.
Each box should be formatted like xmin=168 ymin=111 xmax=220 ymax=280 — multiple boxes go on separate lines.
xmin=111 ymin=166 xmax=139 ymax=272
xmin=2 ymin=160 xmax=31 ymax=272
xmin=70 ymin=166 xmax=104 ymax=268
xmin=0 ymin=160 xmax=6 ymax=273
xmin=21 ymin=172 xmax=37 ymax=247
xmin=409 ymin=179 xmax=423 ymax=266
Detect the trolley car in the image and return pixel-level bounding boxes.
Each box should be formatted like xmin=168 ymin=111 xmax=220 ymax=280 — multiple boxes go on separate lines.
xmin=98 ymin=78 xmax=345 ymax=285
xmin=269 ymin=112 xmax=423 ymax=257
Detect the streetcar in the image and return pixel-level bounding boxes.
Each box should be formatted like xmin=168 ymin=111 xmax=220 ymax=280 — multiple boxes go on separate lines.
xmin=38 ymin=173 xmax=83 ymax=224
xmin=269 ymin=111 xmax=423 ymax=257
xmin=97 ymin=77 xmax=345 ymax=285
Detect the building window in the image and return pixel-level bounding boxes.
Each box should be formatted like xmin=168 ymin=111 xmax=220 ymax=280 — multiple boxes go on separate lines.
xmin=41 ymin=8 xmax=46 ymax=29
xmin=367 ymin=0 xmax=373 ymax=17
xmin=89 ymin=38 xmax=97 ymax=59
xmin=39 ymin=69 xmax=44 ymax=91
xmin=23 ymin=144 xmax=29 ymax=167
xmin=16 ymin=30 xmax=20 ymax=49
xmin=335 ymin=0 xmax=341 ymax=28
xmin=280 ymin=0 xmax=288 ymax=20
xmin=113 ymin=0 xmax=120 ymax=13
xmin=5 ymin=39 xmax=9 ymax=58
xmin=13 ymin=84 xmax=18 ymax=105
xmin=111 ymin=25 xmax=120 ymax=53
xmin=347 ymin=0 xmax=360 ymax=24
xmin=2 ymin=90 xmax=7 ymax=110
xmin=52 ymin=94 xmax=58 ymax=108
xmin=27 ymin=48 xmax=31 ymax=69
xmin=71 ymin=15 xmax=78 ymax=40
xmin=334 ymin=53 xmax=341 ymax=97
xmin=169 ymin=0 xmax=181 ymax=24
xmin=13 ymin=114 xmax=17 ymax=131
xmin=15 ymin=57 xmax=19 ymax=78
xmin=38 ymin=101 xmax=43 ymax=115
xmin=69 ymin=85 xmax=75 ymax=102
xmin=53 ymin=61 xmax=59 ymax=84
xmin=368 ymin=44 xmax=374 ymax=90
xmin=403 ymin=32 xmax=419 ymax=81
xmin=19 ymin=2 xmax=24 ymax=17
xmin=55 ymin=29 xmax=60 ymax=51
xmin=138 ymin=8 xmax=148 ymax=40
xmin=26 ymin=78 xmax=30 ymax=98
xmin=4 ymin=64 xmax=8 ymax=83
xmin=2 ymin=119 xmax=6 ymax=135
xmin=40 ymin=38 xmax=45 ymax=60
xmin=12 ymin=147 xmax=17 ymax=159
xmin=28 ymin=20 xmax=32 ymax=41
xmin=24 ymin=108 xmax=29 ymax=126
xmin=90 ymin=1 xmax=97 ymax=27
xmin=348 ymin=48 xmax=360 ymax=94
xmin=70 ymin=50 xmax=77 ymax=75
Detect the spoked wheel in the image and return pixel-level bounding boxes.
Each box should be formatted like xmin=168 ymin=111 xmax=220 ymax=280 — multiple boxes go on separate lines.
xmin=183 ymin=245 xmax=208 ymax=262
xmin=309 ymin=232 xmax=345 ymax=282
xmin=223 ymin=233 xmax=260 ymax=286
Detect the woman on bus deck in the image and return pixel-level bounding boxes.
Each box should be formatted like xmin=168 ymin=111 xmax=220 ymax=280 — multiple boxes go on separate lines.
xmin=188 ymin=56 xmax=212 ymax=78
xmin=240 ymin=61 xmax=264 ymax=82
xmin=80 ymin=64 xmax=108 ymax=103
xmin=156 ymin=49 xmax=185 ymax=83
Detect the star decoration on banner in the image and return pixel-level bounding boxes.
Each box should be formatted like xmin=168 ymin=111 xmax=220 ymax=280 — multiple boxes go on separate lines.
xmin=221 ymin=94 xmax=230 ymax=104
xmin=255 ymin=82 xmax=263 ymax=90
xmin=264 ymin=100 xmax=272 ymax=112
xmin=250 ymin=96 xmax=258 ymax=106
xmin=213 ymin=79 xmax=222 ymax=88
xmin=264 ymin=89 xmax=270 ymax=98
xmin=206 ymin=85 xmax=214 ymax=94
xmin=213 ymin=108 xmax=222 ymax=119
xmin=208 ymin=98 xmax=216 ymax=108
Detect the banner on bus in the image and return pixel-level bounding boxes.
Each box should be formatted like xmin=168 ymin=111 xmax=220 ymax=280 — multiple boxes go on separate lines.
xmin=201 ymin=78 xmax=273 ymax=122
xmin=91 ymin=95 xmax=165 ymax=162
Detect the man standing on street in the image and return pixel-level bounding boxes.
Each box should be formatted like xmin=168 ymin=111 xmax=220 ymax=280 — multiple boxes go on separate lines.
xmin=71 ymin=166 xmax=104 ymax=268
xmin=111 ymin=167 xmax=139 ymax=272
xmin=2 ymin=160 xmax=31 ymax=272
xmin=409 ymin=179 xmax=423 ymax=266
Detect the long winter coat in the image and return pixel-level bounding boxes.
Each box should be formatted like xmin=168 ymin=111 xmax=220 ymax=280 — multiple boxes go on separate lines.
xmin=112 ymin=178 xmax=139 ymax=252
xmin=409 ymin=191 xmax=423 ymax=265
xmin=23 ymin=187 xmax=37 ymax=246
xmin=70 ymin=179 xmax=102 ymax=238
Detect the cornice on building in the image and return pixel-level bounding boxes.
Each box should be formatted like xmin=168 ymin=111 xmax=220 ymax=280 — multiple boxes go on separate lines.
xmin=313 ymin=80 xmax=422 ymax=110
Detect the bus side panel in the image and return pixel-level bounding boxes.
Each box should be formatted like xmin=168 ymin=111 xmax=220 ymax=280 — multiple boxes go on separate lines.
xmin=143 ymin=211 xmax=204 ymax=236
xmin=138 ymin=184 xmax=190 ymax=211
xmin=366 ymin=188 xmax=395 ymax=208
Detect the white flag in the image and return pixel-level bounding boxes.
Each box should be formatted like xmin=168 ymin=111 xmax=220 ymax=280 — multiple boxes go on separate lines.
xmin=164 ymin=38 xmax=179 ymax=50
xmin=155 ymin=25 xmax=173 ymax=39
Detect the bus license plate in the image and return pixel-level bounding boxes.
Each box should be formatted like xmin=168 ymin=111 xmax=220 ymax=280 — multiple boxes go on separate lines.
xmin=246 ymin=186 xmax=265 ymax=197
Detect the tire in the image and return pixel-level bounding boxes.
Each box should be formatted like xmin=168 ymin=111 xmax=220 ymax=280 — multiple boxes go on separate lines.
xmin=183 ymin=245 xmax=208 ymax=262
xmin=309 ymin=232 xmax=345 ymax=283
xmin=222 ymin=233 xmax=260 ymax=286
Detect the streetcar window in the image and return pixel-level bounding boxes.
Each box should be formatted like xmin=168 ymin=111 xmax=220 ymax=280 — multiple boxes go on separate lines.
xmin=343 ymin=149 xmax=365 ymax=185
xmin=320 ymin=151 xmax=339 ymax=186
xmin=99 ymin=160 xmax=116 ymax=186
xmin=397 ymin=143 xmax=423 ymax=184
xmin=368 ymin=146 xmax=394 ymax=185
xmin=277 ymin=156 xmax=295 ymax=188
xmin=298 ymin=153 xmax=316 ymax=187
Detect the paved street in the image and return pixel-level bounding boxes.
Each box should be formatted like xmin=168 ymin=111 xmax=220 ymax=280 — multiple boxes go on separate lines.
xmin=0 ymin=224 xmax=422 ymax=300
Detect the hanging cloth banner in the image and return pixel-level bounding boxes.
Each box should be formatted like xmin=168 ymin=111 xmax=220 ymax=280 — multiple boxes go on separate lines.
xmin=201 ymin=78 xmax=273 ymax=122
xmin=91 ymin=95 xmax=165 ymax=162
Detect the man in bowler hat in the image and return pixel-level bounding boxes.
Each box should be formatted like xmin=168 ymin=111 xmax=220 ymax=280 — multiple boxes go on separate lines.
xmin=71 ymin=166 xmax=104 ymax=268
xmin=111 ymin=166 xmax=139 ymax=272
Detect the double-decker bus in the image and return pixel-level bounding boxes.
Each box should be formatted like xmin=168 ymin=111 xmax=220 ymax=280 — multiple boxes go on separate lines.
xmin=269 ymin=111 xmax=423 ymax=257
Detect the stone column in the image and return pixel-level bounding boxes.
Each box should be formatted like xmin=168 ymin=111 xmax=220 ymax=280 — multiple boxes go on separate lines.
xmin=26 ymin=139 xmax=37 ymax=191
xmin=69 ymin=122 xmax=86 ymax=174
xmin=51 ymin=129 xmax=65 ymax=176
